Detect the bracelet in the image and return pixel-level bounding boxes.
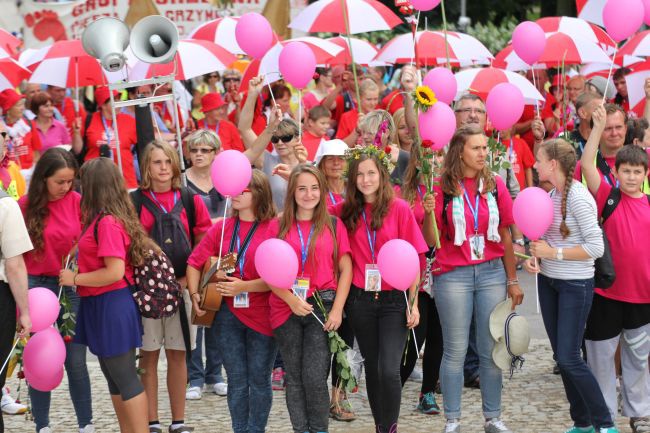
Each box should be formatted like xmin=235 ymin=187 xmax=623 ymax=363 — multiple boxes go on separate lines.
xmin=506 ymin=279 xmax=519 ymax=287
xmin=190 ymin=292 xmax=200 ymax=298
xmin=73 ymin=273 xmax=78 ymax=285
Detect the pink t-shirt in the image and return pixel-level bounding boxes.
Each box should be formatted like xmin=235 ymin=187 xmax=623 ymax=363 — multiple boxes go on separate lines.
xmin=19 ymin=191 xmax=81 ymax=277
xmin=595 ymin=182 xmax=650 ymax=303
xmin=267 ymin=217 xmax=352 ymax=329
xmin=433 ymin=176 xmax=514 ymax=274
xmin=325 ymin=191 xmax=344 ymax=212
xmin=187 ymin=218 xmax=274 ymax=336
xmin=36 ymin=119 xmax=72 ymax=152
xmin=138 ymin=189 xmax=212 ymax=240
xmin=330 ymin=198 xmax=429 ymax=290
xmin=77 ymin=214 xmax=134 ymax=297
xmin=302 ymin=92 xmax=323 ymax=112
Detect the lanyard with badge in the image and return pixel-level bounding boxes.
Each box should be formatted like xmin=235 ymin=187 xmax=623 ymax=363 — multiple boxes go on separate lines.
xmin=361 ymin=210 xmax=381 ymax=293
xmin=230 ymin=219 xmax=259 ymax=308
xmin=149 ymin=191 xmax=177 ymax=213
xmin=460 ymin=181 xmax=485 ymax=261
xmin=328 ymin=191 xmax=338 ymax=206
xmin=100 ymin=114 xmax=114 ymax=158
xmin=292 ymin=222 xmax=314 ymax=300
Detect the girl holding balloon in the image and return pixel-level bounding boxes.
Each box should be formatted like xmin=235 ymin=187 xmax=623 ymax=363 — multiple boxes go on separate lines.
xmin=331 ymin=147 xmax=428 ymax=433
xmin=269 ymin=164 xmax=353 ymax=433
xmin=19 ymin=148 xmax=94 ymax=433
xmin=186 ymin=169 xmax=278 ymax=433
xmin=58 ymin=157 xmax=150 ymax=433
xmin=522 ymin=139 xmax=616 ymax=433
xmin=432 ymin=124 xmax=522 ymax=433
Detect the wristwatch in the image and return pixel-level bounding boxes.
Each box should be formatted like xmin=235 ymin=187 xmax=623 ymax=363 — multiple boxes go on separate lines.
xmin=556 ymin=248 xmax=564 ymax=261
xmin=513 ymin=238 xmax=525 ymax=247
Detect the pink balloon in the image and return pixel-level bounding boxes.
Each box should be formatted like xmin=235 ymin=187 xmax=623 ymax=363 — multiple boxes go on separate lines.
xmin=211 ymin=150 xmax=252 ymax=197
xmin=25 ymin=364 xmax=64 ymax=392
xmin=376 ymin=240 xmax=419 ymax=291
xmin=603 ymin=0 xmax=644 ymax=43
xmin=20 ymin=287 xmax=60 ymax=333
xmin=486 ymin=83 xmax=525 ymax=131
xmin=23 ymin=327 xmax=66 ymax=384
xmin=279 ymin=42 xmax=316 ymax=89
xmin=254 ymin=239 xmax=299 ymax=289
xmin=410 ymin=0 xmax=441 ymax=12
xmin=418 ymin=102 xmax=456 ymax=150
xmin=422 ymin=68 xmax=457 ymax=105
xmin=644 ymin=0 xmax=650 ymax=26
xmin=512 ymin=187 xmax=554 ymax=240
xmin=235 ymin=13 xmax=274 ymax=59
xmin=512 ymin=21 xmax=546 ymax=66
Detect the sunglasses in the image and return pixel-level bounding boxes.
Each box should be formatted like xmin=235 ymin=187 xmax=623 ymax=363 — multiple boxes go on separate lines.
xmin=189 ymin=147 xmax=215 ymax=154
xmin=271 ymin=134 xmax=295 ymax=144
xmin=223 ymin=77 xmax=241 ymax=83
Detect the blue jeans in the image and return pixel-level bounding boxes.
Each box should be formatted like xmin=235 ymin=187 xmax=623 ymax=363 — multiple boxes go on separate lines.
xmin=464 ymin=320 xmax=480 ymax=382
xmin=27 ymin=275 xmax=93 ymax=431
xmin=434 ymin=259 xmax=506 ymax=420
xmin=214 ymin=303 xmax=277 ymax=433
xmin=538 ymin=275 xmax=614 ymax=429
xmin=187 ymin=326 xmax=224 ymax=388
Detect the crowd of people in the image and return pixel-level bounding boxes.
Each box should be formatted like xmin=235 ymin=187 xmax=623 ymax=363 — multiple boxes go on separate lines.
xmin=0 ymin=61 xmax=647 ymax=433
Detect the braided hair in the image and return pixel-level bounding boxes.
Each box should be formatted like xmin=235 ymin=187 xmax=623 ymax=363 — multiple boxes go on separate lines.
xmin=540 ymin=139 xmax=577 ymax=238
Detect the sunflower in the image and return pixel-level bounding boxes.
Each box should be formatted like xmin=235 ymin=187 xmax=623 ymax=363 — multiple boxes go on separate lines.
xmin=415 ymin=85 xmax=437 ymax=107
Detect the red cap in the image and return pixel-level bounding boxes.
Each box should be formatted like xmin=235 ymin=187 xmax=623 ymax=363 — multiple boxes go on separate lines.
xmin=201 ymin=93 xmax=226 ymax=113
xmin=95 ymin=86 xmax=118 ymax=107
xmin=551 ymin=74 xmax=568 ymax=88
xmin=0 ymin=89 xmax=25 ymax=113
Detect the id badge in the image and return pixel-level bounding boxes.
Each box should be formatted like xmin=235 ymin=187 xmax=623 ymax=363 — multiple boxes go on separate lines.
xmin=233 ymin=292 xmax=249 ymax=308
xmin=469 ymin=234 xmax=486 ymax=261
xmin=364 ymin=264 xmax=381 ymax=292
xmin=292 ymin=277 xmax=310 ymax=300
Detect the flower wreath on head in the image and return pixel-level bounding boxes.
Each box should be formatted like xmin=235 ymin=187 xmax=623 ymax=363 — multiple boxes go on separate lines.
xmin=344 ymin=143 xmax=395 ymax=174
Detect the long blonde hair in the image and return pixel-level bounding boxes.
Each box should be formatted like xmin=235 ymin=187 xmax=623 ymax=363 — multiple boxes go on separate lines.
xmin=79 ymin=158 xmax=151 ymax=266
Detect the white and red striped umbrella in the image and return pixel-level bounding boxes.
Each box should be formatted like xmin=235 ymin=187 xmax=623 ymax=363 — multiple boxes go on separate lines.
xmin=619 ymin=30 xmax=650 ymax=58
xmin=26 ymin=40 xmax=108 ymax=87
xmin=0 ymin=58 xmax=30 ymax=91
xmin=493 ymin=45 xmax=549 ymax=71
xmin=454 ymin=67 xmax=545 ymax=104
xmin=535 ymin=32 xmax=611 ymax=66
xmin=289 ymin=0 xmax=402 ymax=34
xmin=580 ymin=55 xmax=644 ymax=78
xmin=240 ymin=38 xmax=343 ymax=88
xmin=375 ymin=30 xmax=493 ymax=66
xmin=622 ymin=61 xmax=650 ymax=117
xmin=187 ymin=17 xmax=244 ymax=55
xmin=536 ymin=16 xmax=616 ymax=53
xmin=130 ymin=39 xmax=237 ymax=81
xmin=576 ymin=0 xmax=606 ymax=27
xmin=0 ymin=29 xmax=20 ymax=59
xmin=327 ymin=36 xmax=380 ymax=65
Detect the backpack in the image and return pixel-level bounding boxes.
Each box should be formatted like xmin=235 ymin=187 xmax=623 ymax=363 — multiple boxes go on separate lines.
xmin=130 ymin=188 xmax=196 ymax=278
xmin=93 ymin=213 xmax=182 ymax=319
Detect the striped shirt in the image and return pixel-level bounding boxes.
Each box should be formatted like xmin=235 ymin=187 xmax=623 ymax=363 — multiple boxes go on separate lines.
xmin=540 ymin=181 xmax=604 ymax=280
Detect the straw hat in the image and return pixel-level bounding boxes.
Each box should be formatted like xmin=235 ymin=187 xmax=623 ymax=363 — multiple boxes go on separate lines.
xmin=489 ymin=299 xmax=530 ymax=374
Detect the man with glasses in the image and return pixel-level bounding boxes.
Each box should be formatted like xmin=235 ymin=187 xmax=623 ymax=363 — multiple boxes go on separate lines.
xmin=0 ymin=126 xmax=33 ymax=432
xmin=197 ymin=93 xmax=244 ymax=152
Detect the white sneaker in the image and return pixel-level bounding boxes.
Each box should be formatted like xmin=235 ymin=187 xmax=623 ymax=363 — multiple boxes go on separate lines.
xmin=445 ymin=419 xmax=461 ymax=433
xmin=185 ymin=386 xmax=202 ymax=400
xmin=1 ymin=387 xmax=28 ymax=415
xmin=39 ymin=428 xmax=53 ymax=433
xmin=80 ymin=425 xmax=96 ymax=433
xmin=211 ymin=382 xmax=227 ymax=396
xmin=484 ymin=418 xmax=513 ymax=433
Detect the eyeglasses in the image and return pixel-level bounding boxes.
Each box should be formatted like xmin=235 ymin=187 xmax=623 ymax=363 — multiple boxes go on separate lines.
xmin=223 ymin=77 xmax=241 ymax=83
xmin=271 ymin=134 xmax=295 ymax=144
xmin=208 ymin=74 xmax=219 ymax=79
xmin=189 ymin=147 xmax=216 ymax=154
xmin=454 ymin=108 xmax=486 ymax=115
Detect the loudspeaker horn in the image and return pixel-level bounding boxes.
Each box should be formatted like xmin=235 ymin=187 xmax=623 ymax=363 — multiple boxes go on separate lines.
xmin=130 ymin=15 xmax=179 ymax=64
xmin=82 ymin=17 xmax=130 ymax=72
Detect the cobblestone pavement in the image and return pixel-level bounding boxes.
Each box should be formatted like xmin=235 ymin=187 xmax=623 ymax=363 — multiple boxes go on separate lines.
xmin=4 ymin=338 xmax=633 ymax=433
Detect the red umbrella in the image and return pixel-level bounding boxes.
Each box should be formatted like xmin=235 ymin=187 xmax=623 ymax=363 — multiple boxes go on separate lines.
xmin=0 ymin=29 xmax=20 ymax=59
xmin=289 ymin=0 xmax=402 ymax=34
xmin=0 ymin=58 xmax=30 ymax=91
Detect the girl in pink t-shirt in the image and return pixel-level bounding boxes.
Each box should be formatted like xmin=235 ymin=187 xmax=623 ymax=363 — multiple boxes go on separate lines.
xmin=58 ymin=157 xmax=149 ymax=433
xmin=20 ymin=148 xmax=94 ymax=432
xmin=269 ymin=164 xmax=352 ymax=433
xmin=331 ymin=150 xmax=428 ymax=432
xmin=186 ymin=170 xmax=278 ymax=433
xmin=433 ymin=125 xmax=522 ymax=433
xmin=395 ymin=145 xmax=443 ymax=415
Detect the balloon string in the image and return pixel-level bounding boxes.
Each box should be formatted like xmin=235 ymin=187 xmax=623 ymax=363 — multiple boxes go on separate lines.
xmin=403 ymin=291 xmax=420 ymax=358
xmin=58 ymin=254 xmax=72 ymax=301
xmin=216 ymin=196 xmax=230 ymax=270
xmin=298 ymin=89 xmax=302 ymax=143
xmin=531 ymin=67 xmax=540 ymax=117
xmin=602 ymin=45 xmax=618 ymax=104
xmin=535 ymin=257 xmax=540 ymax=314
xmin=259 ymin=63 xmax=277 ymax=107
xmin=0 ymin=339 xmax=19 ymax=378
